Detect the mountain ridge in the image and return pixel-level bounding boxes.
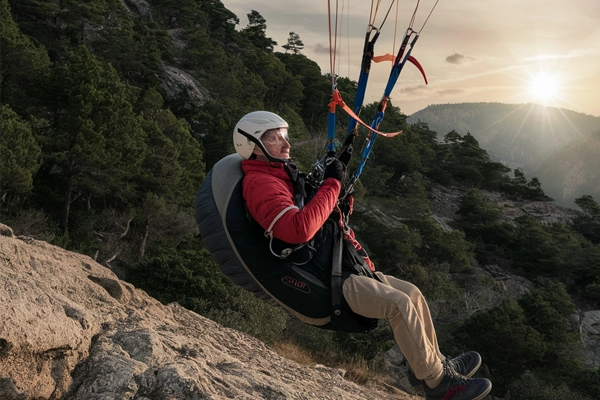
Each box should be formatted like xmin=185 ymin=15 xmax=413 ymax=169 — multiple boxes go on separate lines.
xmin=408 ymin=102 xmax=600 ymax=207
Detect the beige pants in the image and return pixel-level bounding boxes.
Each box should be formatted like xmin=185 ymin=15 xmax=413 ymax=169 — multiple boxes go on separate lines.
xmin=342 ymin=272 xmax=444 ymax=383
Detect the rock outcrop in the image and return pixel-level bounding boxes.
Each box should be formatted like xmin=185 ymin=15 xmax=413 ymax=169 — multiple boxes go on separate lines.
xmin=581 ymin=310 xmax=600 ymax=369
xmin=120 ymin=0 xmax=153 ymax=19
xmin=160 ymin=64 xmax=211 ymax=108
xmin=429 ymin=184 xmax=578 ymax=231
xmin=0 ymin=224 xmax=413 ymax=400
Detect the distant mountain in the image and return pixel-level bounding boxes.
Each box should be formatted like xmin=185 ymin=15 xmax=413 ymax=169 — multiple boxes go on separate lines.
xmin=408 ymin=103 xmax=600 ymax=206
xmin=535 ymin=130 xmax=600 ymax=207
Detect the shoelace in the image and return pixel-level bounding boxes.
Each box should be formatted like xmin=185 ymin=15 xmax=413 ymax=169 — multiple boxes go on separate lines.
xmin=441 ymin=358 xmax=468 ymax=400
xmin=447 ymin=354 xmax=468 ymax=376
xmin=442 ymin=358 xmax=464 ymax=379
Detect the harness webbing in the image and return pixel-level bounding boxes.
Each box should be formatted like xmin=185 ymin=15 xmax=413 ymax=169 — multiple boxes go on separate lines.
xmin=345 ymin=0 xmax=440 ymax=193
xmin=265 ymin=205 xmax=298 ymax=239
xmin=326 ymin=0 xmax=404 ymax=157
xmin=326 ymin=1 xmax=435 ymax=182
xmin=328 ymin=90 xmax=402 ymax=138
xmin=330 ymin=224 xmax=344 ymax=326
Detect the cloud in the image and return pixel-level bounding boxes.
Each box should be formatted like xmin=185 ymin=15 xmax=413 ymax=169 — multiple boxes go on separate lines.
xmin=446 ymin=53 xmax=477 ymax=65
xmin=436 ymin=89 xmax=465 ymax=96
xmin=313 ymin=43 xmax=330 ymax=54
xmin=400 ymin=85 xmax=428 ymax=95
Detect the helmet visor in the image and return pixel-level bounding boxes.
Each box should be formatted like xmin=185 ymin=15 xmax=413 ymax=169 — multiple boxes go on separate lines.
xmin=261 ymin=128 xmax=289 ymax=145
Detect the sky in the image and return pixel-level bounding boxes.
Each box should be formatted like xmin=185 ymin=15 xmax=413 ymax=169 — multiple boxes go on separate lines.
xmin=221 ymin=0 xmax=600 ymax=117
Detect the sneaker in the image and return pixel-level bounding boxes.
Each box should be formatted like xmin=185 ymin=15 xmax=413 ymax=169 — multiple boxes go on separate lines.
xmin=407 ymin=351 xmax=483 ymax=396
xmin=447 ymin=351 xmax=482 ymax=378
xmin=423 ymin=361 xmax=492 ymax=400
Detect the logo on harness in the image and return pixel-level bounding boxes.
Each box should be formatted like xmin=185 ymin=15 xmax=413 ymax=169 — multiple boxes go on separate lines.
xmin=281 ymin=276 xmax=310 ymax=293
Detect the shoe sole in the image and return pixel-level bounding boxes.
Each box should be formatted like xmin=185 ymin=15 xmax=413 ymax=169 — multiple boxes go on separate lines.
xmin=416 ymin=384 xmax=491 ymax=400
xmin=471 ymin=383 xmax=492 ymax=400
xmin=412 ymin=382 xmax=425 ymax=397
xmin=464 ymin=356 xmax=482 ymax=378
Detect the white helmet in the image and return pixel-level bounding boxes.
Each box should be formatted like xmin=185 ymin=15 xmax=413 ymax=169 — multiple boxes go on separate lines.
xmin=233 ymin=111 xmax=289 ymax=159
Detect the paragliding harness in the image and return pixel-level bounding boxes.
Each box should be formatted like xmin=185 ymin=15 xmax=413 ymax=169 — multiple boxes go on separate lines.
xmin=195 ymin=130 xmax=377 ymax=333
xmin=238 ymin=129 xmax=378 ymax=331
xmin=261 ymin=157 xmax=378 ymax=325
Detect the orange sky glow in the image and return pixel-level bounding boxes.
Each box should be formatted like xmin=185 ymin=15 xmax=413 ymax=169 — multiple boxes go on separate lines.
xmin=222 ymin=0 xmax=600 ymax=117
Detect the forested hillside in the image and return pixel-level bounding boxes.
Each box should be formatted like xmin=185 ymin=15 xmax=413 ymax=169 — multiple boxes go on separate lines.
xmin=408 ymin=103 xmax=600 ymax=207
xmin=535 ymin=130 xmax=600 ymax=206
xmin=1 ymin=1 xmax=600 ymax=398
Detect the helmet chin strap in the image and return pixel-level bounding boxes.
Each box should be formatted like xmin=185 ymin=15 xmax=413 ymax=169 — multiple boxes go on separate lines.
xmin=237 ymin=128 xmax=291 ymax=164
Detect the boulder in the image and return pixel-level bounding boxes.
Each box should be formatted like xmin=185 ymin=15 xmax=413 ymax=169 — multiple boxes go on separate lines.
xmin=0 ymin=224 xmax=414 ymax=400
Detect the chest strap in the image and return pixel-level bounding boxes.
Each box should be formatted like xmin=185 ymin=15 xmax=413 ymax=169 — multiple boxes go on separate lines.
xmin=265 ymin=205 xmax=298 ymax=238
xmin=265 ymin=205 xmax=299 ymax=259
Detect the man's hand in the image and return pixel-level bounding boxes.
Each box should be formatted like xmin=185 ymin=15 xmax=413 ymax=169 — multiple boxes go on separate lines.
xmin=323 ymin=158 xmax=346 ymax=183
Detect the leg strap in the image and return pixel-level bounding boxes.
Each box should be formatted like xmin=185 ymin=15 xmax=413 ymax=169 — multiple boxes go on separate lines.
xmin=331 ymin=225 xmax=344 ymax=327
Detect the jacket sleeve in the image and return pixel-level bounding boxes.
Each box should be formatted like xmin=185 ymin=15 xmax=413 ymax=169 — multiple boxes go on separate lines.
xmin=244 ymin=174 xmax=341 ymax=244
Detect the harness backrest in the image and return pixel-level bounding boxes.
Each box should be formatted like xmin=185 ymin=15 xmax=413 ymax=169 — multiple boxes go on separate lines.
xmin=195 ymin=154 xmax=273 ymax=302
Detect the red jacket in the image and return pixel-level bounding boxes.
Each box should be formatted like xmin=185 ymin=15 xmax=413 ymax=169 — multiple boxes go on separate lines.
xmin=242 ymin=160 xmax=341 ymax=244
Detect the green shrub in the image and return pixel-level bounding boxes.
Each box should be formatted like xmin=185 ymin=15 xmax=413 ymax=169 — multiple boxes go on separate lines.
xmin=128 ymin=238 xmax=287 ymax=343
xmin=509 ymin=372 xmax=593 ymax=400
xmin=458 ymin=299 xmax=547 ymax=393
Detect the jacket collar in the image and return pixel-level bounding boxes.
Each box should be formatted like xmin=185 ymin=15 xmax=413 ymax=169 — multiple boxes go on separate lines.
xmin=241 ymin=159 xmax=291 ymax=180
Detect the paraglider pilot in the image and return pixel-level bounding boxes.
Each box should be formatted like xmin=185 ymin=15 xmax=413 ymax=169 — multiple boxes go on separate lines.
xmin=231 ymin=111 xmax=493 ymax=400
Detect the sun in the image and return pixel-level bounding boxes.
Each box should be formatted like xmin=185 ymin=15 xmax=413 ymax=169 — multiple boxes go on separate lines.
xmin=529 ymin=74 xmax=560 ymax=102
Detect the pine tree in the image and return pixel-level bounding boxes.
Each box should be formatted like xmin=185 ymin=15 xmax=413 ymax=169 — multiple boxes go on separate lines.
xmin=282 ymin=32 xmax=304 ymax=54
xmin=575 ymin=195 xmax=600 ymax=217
xmin=241 ymin=10 xmax=277 ymax=52
xmin=39 ymin=46 xmax=146 ymax=229
xmin=0 ymin=0 xmax=50 ymax=114
xmin=0 ymin=105 xmax=41 ymax=195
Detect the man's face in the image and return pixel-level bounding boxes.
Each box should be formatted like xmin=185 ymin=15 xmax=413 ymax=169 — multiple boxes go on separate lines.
xmin=258 ymin=128 xmax=291 ymax=159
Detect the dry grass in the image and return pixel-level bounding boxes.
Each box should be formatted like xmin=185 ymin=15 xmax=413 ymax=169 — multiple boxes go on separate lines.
xmin=270 ymin=340 xmax=419 ymax=399
xmin=270 ymin=341 xmax=318 ymax=366
xmin=271 ymin=341 xmax=392 ymax=386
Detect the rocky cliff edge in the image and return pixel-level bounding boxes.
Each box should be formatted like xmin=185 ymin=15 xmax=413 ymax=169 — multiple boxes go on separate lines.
xmin=0 ymin=223 xmax=412 ymax=400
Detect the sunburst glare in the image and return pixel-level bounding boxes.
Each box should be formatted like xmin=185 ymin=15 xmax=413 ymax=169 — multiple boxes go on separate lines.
xmin=529 ymin=73 xmax=560 ymax=103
